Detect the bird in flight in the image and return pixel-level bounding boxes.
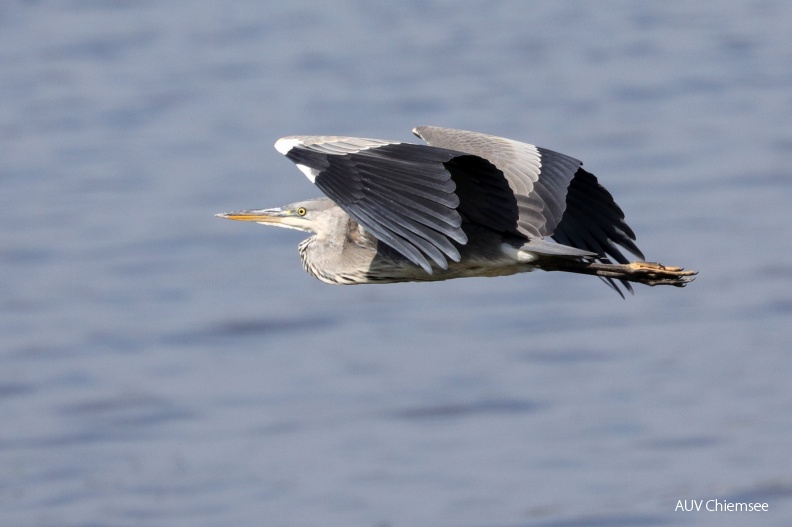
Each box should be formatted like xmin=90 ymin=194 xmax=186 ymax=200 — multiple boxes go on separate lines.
xmin=217 ymin=126 xmax=696 ymax=296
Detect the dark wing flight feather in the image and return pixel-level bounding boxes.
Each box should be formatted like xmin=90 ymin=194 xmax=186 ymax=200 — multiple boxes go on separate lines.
xmin=275 ymin=136 xmax=470 ymax=273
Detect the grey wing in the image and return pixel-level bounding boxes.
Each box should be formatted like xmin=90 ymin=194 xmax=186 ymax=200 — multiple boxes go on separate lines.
xmin=274 ymin=135 xmax=470 ymax=273
xmin=413 ymin=126 xmax=644 ymax=265
xmin=413 ymin=126 xmax=568 ymax=238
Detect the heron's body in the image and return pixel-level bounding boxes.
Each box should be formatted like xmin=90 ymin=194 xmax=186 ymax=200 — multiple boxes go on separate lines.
xmin=218 ymin=126 xmax=696 ymax=294
xmin=297 ymin=205 xmax=537 ymax=284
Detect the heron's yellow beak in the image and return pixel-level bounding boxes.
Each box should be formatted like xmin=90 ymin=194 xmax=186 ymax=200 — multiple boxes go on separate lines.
xmin=215 ymin=208 xmax=289 ymax=224
xmin=215 ymin=207 xmax=312 ymax=232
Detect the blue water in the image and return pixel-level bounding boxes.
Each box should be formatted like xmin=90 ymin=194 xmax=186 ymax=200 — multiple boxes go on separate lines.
xmin=2 ymin=2 xmax=791 ymax=526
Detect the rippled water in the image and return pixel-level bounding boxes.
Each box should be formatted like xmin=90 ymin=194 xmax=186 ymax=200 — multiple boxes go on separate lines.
xmin=2 ymin=1 xmax=791 ymax=526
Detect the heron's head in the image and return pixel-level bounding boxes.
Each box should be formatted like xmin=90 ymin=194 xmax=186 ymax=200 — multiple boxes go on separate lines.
xmin=216 ymin=197 xmax=339 ymax=235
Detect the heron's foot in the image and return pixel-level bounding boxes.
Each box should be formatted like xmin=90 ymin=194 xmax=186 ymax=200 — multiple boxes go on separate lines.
xmin=578 ymin=260 xmax=698 ymax=287
xmin=621 ymin=261 xmax=698 ymax=287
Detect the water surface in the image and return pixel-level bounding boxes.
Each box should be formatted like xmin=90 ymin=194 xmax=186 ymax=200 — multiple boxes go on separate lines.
xmin=2 ymin=2 xmax=791 ymax=526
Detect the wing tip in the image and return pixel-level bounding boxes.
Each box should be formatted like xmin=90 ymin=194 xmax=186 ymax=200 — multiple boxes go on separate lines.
xmin=274 ymin=137 xmax=302 ymax=156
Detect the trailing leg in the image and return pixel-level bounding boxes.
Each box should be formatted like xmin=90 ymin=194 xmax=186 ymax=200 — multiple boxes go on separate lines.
xmin=537 ymin=258 xmax=698 ymax=287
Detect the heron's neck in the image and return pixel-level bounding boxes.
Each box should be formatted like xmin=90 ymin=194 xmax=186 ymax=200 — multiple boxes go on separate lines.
xmin=297 ymin=235 xmax=329 ymax=282
xmin=296 ymin=219 xmax=378 ymax=285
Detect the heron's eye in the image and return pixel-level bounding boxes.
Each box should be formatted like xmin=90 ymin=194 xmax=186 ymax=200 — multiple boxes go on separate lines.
xmin=296 ymin=207 xmax=307 ymax=216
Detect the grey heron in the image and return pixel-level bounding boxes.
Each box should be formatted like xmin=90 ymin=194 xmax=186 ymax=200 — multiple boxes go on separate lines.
xmin=217 ymin=126 xmax=696 ymax=295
